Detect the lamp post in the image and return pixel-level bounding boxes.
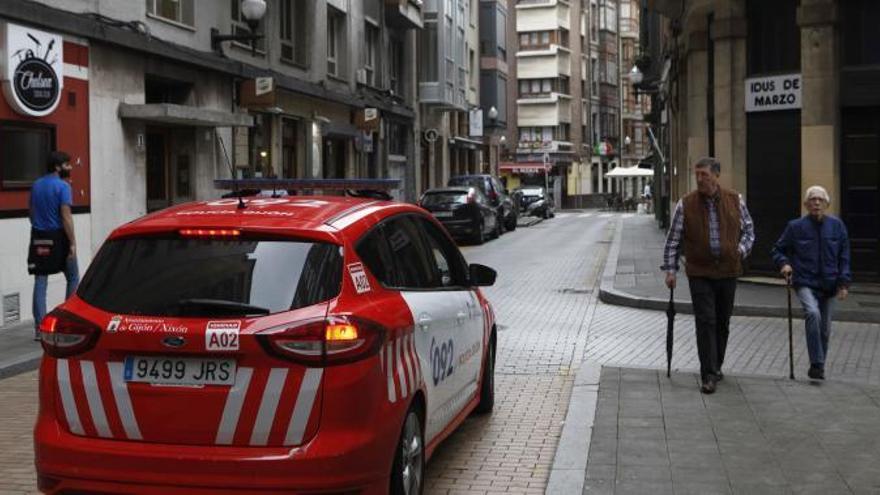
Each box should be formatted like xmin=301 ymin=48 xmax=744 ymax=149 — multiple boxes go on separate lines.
xmin=487 ymin=106 xmax=499 ymax=174
xmin=211 ymin=0 xmax=267 ymax=55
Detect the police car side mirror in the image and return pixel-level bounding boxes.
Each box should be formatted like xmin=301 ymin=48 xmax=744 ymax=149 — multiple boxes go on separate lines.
xmin=469 ymin=263 xmax=496 ymax=287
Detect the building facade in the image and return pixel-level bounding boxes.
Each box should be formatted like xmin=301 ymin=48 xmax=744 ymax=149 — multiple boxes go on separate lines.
xmin=417 ymin=0 xmax=482 ymax=193
xmin=648 ymin=0 xmax=879 ymax=279
xmin=479 ymin=0 xmax=510 ymax=176
xmin=618 ymin=0 xmax=652 ymax=198
xmin=0 ymin=0 xmax=422 ymax=330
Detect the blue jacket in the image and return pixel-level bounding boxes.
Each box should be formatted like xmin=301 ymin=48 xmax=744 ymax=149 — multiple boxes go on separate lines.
xmin=770 ymin=215 xmax=852 ymax=293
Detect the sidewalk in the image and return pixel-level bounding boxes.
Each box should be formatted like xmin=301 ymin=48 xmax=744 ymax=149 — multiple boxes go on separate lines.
xmin=599 ymin=214 xmax=880 ymax=323
xmin=0 ymin=321 xmax=42 ymax=379
xmin=580 ymin=367 xmax=880 ymax=495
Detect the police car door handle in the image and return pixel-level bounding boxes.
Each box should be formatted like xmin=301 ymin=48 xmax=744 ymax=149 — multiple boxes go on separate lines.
xmin=417 ymin=315 xmax=432 ymax=332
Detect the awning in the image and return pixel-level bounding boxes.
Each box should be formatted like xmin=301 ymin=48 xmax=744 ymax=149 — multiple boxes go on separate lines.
xmin=118 ymin=103 xmax=253 ymax=127
xmin=449 ymin=136 xmax=485 ymax=150
xmin=605 ymin=166 xmax=654 ymax=177
xmin=499 ymin=162 xmax=552 ymax=174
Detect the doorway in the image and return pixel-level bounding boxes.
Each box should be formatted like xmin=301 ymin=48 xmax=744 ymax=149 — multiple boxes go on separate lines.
xmin=842 ymin=108 xmax=880 ymax=278
xmin=322 ymin=136 xmax=347 ymax=179
xmin=746 ymin=111 xmax=801 ymax=272
xmin=146 ymin=128 xmax=194 ymax=212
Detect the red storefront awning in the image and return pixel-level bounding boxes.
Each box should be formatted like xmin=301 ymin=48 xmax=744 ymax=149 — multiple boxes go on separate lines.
xmin=499 ymin=162 xmax=552 ymax=174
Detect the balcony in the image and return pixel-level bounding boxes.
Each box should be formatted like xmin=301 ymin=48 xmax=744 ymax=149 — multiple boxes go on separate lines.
xmin=516 ymin=46 xmax=571 ymax=78
xmin=517 ymin=94 xmax=572 ymax=125
xmin=516 ymin=0 xmax=570 ymax=31
xmin=385 ymin=0 xmax=423 ymax=29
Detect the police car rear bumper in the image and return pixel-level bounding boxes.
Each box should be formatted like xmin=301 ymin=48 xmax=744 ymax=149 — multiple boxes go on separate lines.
xmin=35 ymin=414 xmax=394 ymax=494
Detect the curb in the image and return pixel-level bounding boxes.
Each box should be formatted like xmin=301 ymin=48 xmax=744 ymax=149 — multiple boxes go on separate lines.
xmin=0 ymin=351 xmax=42 ymax=380
xmin=545 ymin=362 xmax=602 ymax=495
xmin=598 ymin=220 xmax=880 ymax=324
xmin=517 ymin=216 xmax=544 ymax=228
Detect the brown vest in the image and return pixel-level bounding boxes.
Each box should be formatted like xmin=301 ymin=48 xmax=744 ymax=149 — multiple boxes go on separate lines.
xmin=682 ymin=188 xmax=743 ymax=279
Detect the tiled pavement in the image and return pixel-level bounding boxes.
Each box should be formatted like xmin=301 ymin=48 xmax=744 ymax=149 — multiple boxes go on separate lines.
xmin=0 ymin=371 xmax=39 ymax=495
xmin=585 ymin=367 xmax=880 ymax=495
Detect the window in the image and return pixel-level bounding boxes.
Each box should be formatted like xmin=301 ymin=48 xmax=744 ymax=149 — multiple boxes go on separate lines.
xmin=388 ymin=121 xmax=408 ymax=156
xmin=231 ymin=0 xmax=265 ymax=51
xmin=365 ymin=22 xmax=379 ymax=86
xmin=420 ymin=23 xmax=439 ymax=82
xmin=390 ymin=37 xmax=405 ymax=95
xmin=746 ymin=0 xmax=800 ymax=75
xmin=842 ymin=0 xmax=880 ymax=66
xmin=146 ymin=0 xmax=194 ymax=26
xmin=0 ymin=123 xmax=54 ymax=189
xmin=496 ymin=9 xmax=507 ymax=59
xmin=327 ymin=7 xmax=346 ymax=78
xmin=415 ymin=217 xmax=468 ymax=288
xmin=383 ymin=216 xmax=436 ymax=289
xmin=280 ymin=0 xmax=310 ymax=67
xmin=78 ymin=237 xmax=343 ymax=316
xmin=591 ymin=5 xmax=599 ymax=41
xmin=356 ymin=226 xmax=397 ymax=287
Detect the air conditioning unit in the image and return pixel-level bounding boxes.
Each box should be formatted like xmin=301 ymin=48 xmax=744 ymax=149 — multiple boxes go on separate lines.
xmin=356 ymin=69 xmax=368 ymax=85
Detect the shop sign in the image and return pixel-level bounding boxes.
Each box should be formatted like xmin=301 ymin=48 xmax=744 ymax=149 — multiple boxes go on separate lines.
xmin=355 ymin=107 xmax=380 ymax=131
xmin=745 ymin=73 xmax=801 ymax=113
xmin=469 ymin=108 xmax=483 ymax=137
xmin=239 ymin=77 xmax=276 ymax=108
xmin=1 ymin=22 xmax=64 ymax=117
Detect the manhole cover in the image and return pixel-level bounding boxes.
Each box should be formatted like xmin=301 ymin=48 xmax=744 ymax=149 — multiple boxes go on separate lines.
xmin=559 ymin=288 xmax=593 ymax=294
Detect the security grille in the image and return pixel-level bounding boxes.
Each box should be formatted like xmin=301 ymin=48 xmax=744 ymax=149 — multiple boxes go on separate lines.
xmin=3 ymin=293 xmax=20 ymax=325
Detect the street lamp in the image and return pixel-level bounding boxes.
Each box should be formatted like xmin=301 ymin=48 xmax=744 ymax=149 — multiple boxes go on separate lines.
xmin=629 ymin=65 xmax=643 ymax=85
xmin=624 ymin=135 xmax=632 ymax=147
xmin=488 ymin=106 xmax=498 ymax=121
xmin=211 ymin=0 xmax=267 ymax=55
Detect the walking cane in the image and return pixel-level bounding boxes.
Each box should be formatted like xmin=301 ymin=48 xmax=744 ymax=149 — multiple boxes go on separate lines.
xmin=786 ymin=278 xmax=795 ymax=380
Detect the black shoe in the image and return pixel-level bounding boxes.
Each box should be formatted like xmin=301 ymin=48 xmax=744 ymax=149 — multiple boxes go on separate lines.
xmin=701 ymin=378 xmax=716 ymax=394
xmin=808 ymin=366 xmax=825 ymax=380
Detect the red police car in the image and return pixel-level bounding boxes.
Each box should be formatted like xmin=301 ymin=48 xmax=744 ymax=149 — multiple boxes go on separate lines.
xmin=35 ymin=179 xmax=497 ymax=494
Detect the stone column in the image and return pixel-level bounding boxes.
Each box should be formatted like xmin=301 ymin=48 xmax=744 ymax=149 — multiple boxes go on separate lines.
xmin=798 ymin=0 xmax=839 ymax=214
xmin=685 ymin=20 xmax=709 ymax=195
xmin=711 ymin=0 xmax=747 ymax=195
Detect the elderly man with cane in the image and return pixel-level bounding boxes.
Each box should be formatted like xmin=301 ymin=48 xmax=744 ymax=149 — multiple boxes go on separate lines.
xmin=771 ymin=186 xmax=851 ymax=380
xmin=661 ymin=157 xmax=755 ymax=394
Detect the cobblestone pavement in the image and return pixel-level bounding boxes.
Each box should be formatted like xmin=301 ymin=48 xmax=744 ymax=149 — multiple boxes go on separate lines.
xmin=0 ymin=371 xmax=39 ymax=494
xmin=425 ymin=212 xmax=615 ymax=494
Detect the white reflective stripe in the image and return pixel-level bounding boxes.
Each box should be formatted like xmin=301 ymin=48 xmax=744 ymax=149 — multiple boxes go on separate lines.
xmin=386 ymin=342 xmax=397 ymax=403
xmin=396 ymin=337 xmax=409 ymax=399
xmin=249 ymin=368 xmax=289 ymax=446
xmin=285 ymin=368 xmax=322 ymax=445
xmin=408 ymin=334 xmax=421 ymax=390
xmin=215 ymin=367 xmax=253 ymax=445
xmin=404 ymin=334 xmax=417 ymax=395
xmin=79 ymin=361 xmax=112 ymax=438
xmin=56 ymin=359 xmax=84 ymax=436
xmin=107 ymin=362 xmax=141 ymax=440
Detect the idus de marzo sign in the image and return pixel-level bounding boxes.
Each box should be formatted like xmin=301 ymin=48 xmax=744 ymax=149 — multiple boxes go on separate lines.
xmin=0 ymin=23 xmax=64 ymax=117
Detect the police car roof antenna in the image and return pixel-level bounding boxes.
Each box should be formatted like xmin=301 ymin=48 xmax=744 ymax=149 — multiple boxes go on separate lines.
xmin=215 ymin=129 xmax=247 ymax=209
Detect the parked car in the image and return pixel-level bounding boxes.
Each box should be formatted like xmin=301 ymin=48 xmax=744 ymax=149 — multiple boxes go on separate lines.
xmin=419 ymin=187 xmax=500 ymax=244
xmin=516 ymin=187 xmax=555 ymax=219
xmin=34 ymin=187 xmax=498 ymax=495
xmin=448 ymin=174 xmax=518 ymax=232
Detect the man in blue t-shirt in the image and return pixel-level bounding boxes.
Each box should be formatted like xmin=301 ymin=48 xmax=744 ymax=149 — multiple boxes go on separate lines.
xmin=29 ymin=151 xmax=79 ymax=339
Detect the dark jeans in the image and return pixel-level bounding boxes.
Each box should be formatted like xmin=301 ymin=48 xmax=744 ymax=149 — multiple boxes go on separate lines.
xmin=688 ymin=277 xmax=737 ymax=382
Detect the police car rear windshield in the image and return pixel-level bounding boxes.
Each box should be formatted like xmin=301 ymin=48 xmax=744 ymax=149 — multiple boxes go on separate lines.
xmin=421 ymin=191 xmax=469 ymax=207
xmin=77 ymin=236 xmax=342 ymax=317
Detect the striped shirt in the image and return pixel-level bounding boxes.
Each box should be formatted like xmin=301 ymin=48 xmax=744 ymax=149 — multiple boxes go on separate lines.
xmin=662 ymin=193 xmax=755 ymax=273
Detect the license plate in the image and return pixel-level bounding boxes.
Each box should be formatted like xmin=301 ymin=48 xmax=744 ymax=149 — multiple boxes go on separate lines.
xmin=433 ymin=211 xmax=453 ymax=218
xmin=124 ymin=356 xmax=236 ymax=386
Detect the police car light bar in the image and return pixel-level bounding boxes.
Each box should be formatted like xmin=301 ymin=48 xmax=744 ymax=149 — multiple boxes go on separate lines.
xmin=214 ymin=178 xmax=401 ymax=191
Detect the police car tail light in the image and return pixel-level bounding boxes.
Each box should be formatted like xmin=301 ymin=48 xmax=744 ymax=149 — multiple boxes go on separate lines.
xmin=179 ymin=228 xmax=241 ymax=238
xmin=40 ymin=310 xmax=101 ymax=358
xmin=258 ymin=316 xmax=385 ymax=367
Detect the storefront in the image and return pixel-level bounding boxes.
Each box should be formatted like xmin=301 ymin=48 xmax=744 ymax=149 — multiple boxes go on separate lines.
xmin=0 ymin=22 xmax=90 ymax=326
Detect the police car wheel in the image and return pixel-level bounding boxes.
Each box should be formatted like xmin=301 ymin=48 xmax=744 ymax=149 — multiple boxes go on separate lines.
xmin=391 ymin=407 xmax=424 ymax=495
xmin=473 ymin=336 xmax=495 ymax=415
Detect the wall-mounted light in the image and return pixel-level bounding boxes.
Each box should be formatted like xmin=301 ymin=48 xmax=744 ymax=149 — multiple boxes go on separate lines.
xmin=211 ymin=0 xmax=267 ymax=55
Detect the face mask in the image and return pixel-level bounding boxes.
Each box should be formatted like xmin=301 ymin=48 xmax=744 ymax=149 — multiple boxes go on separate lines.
xmin=58 ymin=168 xmax=71 ymax=179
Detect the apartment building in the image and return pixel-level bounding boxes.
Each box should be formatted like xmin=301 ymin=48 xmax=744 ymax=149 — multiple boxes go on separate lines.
xmin=618 ymin=0 xmax=651 ymax=196
xmin=479 ymin=0 xmax=510 ymax=176
xmin=418 ymin=0 xmax=482 ymax=192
